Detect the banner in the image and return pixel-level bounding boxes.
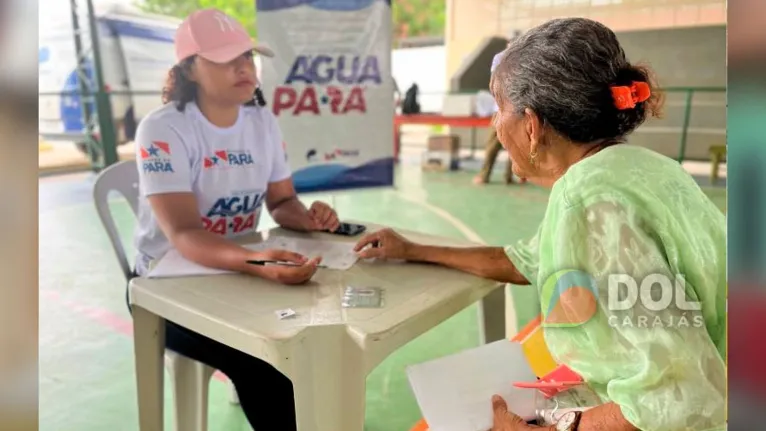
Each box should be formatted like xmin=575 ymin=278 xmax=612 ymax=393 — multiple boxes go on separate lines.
xmin=256 ymin=0 xmax=394 ymax=193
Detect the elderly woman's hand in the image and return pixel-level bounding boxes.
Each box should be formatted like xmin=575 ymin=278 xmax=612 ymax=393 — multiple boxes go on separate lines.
xmin=353 ymin=228 xmax=414 ymax=260
xmin=491 ymin=396 xmax=550 ymax=431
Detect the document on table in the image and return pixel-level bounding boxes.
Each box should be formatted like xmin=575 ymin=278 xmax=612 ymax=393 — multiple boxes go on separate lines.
xmin=265 ymin=237 xmax=358 ymax=270
xmin=406 ymin=340 xmax=538 ymax=431
xmin=146 ymin=241 xmax=271 ymax=278
xmin=147 ymin=237 xmax=359 ymax=278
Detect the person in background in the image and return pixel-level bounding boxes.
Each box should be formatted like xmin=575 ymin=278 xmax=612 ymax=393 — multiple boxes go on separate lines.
xmin=474 ymin=35 xmax=526 ymax=185
xmin=358 ymin=18 xmax=725 ymax=431
xmin=402 ymin=82 xmax=421 ymax=115
xmin=130 ymin=8 xmax=340 ymax=431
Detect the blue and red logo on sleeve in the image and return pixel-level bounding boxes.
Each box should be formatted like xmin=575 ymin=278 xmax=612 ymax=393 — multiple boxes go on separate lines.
xmin=140 ymin=141 xmax=174 ymax=173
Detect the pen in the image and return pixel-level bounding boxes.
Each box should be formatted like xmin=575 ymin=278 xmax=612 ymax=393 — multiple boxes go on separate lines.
xmin=246 ymin=260 xmax=327 ymax=268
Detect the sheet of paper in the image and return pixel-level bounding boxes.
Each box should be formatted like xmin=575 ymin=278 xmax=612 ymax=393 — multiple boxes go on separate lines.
xmin=147 ymin=250 xmax=230 ymax=278
xmin=146 ymin=242 xmax=272 ymax=278
xmin=264 ymin=237 xmax=358 ymax=270
xmin=406 ymin=340 xmax=539 ymax=431
xmin=147 ymin=237 xmax=358 ymax=278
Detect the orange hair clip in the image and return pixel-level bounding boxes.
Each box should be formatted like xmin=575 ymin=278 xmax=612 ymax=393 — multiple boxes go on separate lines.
xmin=610 ymin=81 xmax=651 ymax=110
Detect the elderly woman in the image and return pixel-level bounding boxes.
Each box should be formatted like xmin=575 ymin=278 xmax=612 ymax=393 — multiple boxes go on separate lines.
xmin=355 ymin=18 xmax=726 ymax=431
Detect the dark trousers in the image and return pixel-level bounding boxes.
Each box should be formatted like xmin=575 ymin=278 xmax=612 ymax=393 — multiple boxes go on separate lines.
xmin=127 ymin=274 xmax=297 ymax=430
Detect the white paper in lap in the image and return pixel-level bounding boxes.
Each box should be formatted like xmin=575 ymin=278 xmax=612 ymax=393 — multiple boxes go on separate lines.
xmin=406 ymin=340 xmax=538 ymax=431
xmin=147 ymin=238 xmax=357 ymax=278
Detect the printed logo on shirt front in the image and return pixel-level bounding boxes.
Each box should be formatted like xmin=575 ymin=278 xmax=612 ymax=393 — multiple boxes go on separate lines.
xmin=203 ymin=150 xmax=255 ymax=169
xmin=140 ymin=141 xmax=174 ymax=173
xmin=201 ymin=192 xmax=264 ymax=235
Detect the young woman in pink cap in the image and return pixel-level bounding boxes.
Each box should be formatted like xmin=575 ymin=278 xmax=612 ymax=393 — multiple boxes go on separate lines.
xmin=130 ymin=8 xmax=339 ymax=429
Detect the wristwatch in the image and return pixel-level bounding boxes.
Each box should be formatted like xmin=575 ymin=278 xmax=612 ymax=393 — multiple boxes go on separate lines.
xmin=555 ymin=410 xmax=582 ymax=431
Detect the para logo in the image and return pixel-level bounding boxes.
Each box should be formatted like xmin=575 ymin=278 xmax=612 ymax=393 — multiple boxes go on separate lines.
xmin=540 ymin=270 xmax=599 ymax=328
xmin=273 ymin=54 xmax=381 ymax=116
xmin=140 ymin=141 xmax=173 ymax=173
xmin=203 ymin=150 xmax=255 ymax=169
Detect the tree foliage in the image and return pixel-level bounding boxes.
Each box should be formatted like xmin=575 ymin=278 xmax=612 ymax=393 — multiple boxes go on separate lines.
xmin=392 ymin=0 xmax=445 ymax=40
xmin=138 ymin=0 xmax=445 ymax=40
xmin=139 ymin=0 xmax=258 ymax=36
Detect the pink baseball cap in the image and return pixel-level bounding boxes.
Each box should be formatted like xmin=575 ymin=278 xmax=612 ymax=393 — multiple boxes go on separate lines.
xmin=174 ymin=8 xmax=274 ymax=64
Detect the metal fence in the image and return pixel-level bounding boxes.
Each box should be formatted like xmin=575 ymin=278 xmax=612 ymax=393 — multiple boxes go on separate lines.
xmin=638 ymin=86 xmax=726 ymax=162
xmin=38 ymin=85 xmax=725 ymax=171
xmin=403 ymin=86 xmax=726 ymax=163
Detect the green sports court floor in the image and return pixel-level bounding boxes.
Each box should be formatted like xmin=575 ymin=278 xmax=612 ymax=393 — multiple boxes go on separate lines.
xmin=39 ymin=164 xmax=726 ymax=431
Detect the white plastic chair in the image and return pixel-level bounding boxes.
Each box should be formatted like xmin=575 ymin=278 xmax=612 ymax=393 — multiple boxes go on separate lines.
xmin=93 ymin=160 xmax=239 ymax=431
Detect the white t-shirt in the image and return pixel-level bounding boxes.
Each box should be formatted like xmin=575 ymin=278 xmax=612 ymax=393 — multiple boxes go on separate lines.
xmin=132 ymin=101 xmax=291 ymax=276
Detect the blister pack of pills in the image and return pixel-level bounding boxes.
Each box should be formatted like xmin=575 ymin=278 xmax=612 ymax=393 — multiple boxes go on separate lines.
xmin=342 ymin=286 xmax=384 ymax=308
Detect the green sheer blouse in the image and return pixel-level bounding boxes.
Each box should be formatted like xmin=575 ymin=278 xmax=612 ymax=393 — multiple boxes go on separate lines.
xmin=506 ymin=145 xmax=726 ymax=430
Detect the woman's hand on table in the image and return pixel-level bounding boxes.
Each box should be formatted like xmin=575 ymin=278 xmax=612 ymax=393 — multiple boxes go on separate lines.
xmin=354 ymin=228 xmax=414 ymax=260
xmin=307 ymin=201 xmax=340 ymax=232
xmin=247 ymin=249 xmax=322 ymax=285
xmin=491 ymin=396 xmax=551 ymax=431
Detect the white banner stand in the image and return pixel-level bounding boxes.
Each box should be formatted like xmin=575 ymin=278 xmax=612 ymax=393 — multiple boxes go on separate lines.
xmin=256 ymin=0 xmax=395 ymax=194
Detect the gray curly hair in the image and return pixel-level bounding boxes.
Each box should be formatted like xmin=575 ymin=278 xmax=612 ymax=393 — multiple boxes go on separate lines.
xmin=491 ymin=18 xmax=663 ymax=144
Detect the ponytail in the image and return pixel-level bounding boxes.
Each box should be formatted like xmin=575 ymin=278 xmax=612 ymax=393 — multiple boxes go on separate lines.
xmin=161 ymin=58 xmax=197 ymax=111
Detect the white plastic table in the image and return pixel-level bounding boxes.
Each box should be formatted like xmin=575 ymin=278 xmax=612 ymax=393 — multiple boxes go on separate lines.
xmin=130 ymin=223 xmax=505 ymax=430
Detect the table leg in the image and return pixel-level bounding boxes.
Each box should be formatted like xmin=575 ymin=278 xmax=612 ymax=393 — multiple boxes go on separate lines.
xmin=504 ymin=285 xmax=519 ymax=339
xmin=394 ymin=124 xmax=401 ymax=163
xmin=133 ymin=305 xmax=165 ymax=431
xmin=477 ymin=285 xmax=507 ymax=344
xmin=710 ymin=152 xmax=720 ymax=184
xmin=469 ymin=127 xmax=477 ymax=160
xmin=281 ymin=326 xmax=366 ymax=431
